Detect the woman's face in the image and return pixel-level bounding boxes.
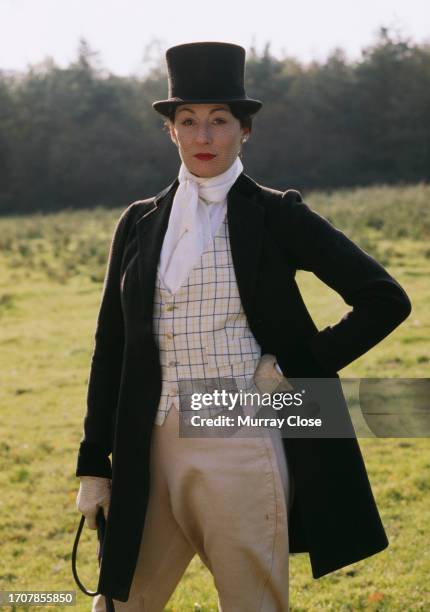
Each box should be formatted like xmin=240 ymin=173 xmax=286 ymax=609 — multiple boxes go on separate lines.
xmin=168 ymin=103 xmax=250 ymax=178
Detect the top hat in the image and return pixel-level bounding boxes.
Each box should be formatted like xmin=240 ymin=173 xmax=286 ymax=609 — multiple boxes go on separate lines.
xmin=152 ymin=42 xmax=263 ymax=117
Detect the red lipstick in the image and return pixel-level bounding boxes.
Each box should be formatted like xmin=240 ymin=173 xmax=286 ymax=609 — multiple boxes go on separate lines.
xmin=194 ymin=153 xmax=216 ymax=160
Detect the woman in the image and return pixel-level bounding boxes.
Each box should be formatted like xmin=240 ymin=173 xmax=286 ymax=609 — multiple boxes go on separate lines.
xmin=76 ymin=42 xmax=411 ymax=611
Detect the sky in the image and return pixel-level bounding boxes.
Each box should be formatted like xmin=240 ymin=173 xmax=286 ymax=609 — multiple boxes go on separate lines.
xmin=1 ymin=0 xmax=429 ymax=77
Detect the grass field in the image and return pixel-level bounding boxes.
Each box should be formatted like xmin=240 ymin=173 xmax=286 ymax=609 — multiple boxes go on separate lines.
xmin=0 ymin=183 xmax=429 ymax=610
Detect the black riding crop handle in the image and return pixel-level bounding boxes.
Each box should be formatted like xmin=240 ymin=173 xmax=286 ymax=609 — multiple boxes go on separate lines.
xmin=72 ymin=509 xmax=115 ymax=612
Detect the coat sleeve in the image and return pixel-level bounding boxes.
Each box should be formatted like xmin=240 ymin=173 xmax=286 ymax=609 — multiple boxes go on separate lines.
xmin=279 ymin=190 xmax=412 ymax=373
xmin=75 ymin=203 xmax=137 ymax=478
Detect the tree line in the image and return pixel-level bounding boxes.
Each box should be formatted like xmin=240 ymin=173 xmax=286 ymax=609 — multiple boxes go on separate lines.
xmin=0 ymin=28 xmax=429 ymax=214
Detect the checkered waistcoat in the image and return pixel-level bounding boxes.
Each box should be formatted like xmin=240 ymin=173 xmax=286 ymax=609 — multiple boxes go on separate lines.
xmin=153 ymin=215 xmax=262 ymax=425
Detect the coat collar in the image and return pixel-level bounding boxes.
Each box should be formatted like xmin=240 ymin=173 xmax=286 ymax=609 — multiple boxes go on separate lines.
xmin=135 ymin=171 xmax=265 ymax=324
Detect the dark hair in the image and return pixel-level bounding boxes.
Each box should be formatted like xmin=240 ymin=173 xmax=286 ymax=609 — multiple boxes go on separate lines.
xmin=228 ymin=103 xmax=254 ymax=131
xmin=162 ymin=103 xmax=254 ymax=132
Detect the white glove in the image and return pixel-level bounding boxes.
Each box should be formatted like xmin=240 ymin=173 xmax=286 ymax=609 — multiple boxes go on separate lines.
xmin=254 ymin=354 xmax=293 ymax=394
xmin=76 ymin=476 xmax=111 ymax=530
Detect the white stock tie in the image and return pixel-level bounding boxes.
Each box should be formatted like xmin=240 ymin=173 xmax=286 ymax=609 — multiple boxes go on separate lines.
xmin=158 ymin=157 xmax=243 ymax=294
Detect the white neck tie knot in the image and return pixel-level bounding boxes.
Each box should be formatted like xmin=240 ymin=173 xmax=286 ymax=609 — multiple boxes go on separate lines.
xmin=158 ymin=157 xmax=243 ymax=294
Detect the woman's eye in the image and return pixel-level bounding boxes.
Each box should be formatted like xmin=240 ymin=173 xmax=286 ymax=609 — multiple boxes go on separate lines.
xmin=180 ymin=117 xmax=227 ymax=127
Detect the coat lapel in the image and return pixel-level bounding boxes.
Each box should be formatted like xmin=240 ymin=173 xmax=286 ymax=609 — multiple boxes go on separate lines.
xmin=135 ymin=171 xmax=265 ymax=323
xmin=227 ymin=172 xmax=264 ymax=321
xmin=135 ymin=178 xmax=178 ymax=321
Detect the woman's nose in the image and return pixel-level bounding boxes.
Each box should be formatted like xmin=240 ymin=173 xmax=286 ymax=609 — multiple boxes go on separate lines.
xmin=195 ymin=124 xmax=212 ymax=144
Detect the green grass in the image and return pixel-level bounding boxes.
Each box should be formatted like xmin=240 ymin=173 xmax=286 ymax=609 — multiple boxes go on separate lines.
xmin=0 ymin=183 xmax=429 ymax=610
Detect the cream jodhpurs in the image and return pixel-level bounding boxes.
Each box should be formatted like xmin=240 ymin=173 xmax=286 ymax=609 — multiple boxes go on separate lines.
xmin=93 ymin=405 xmax=292 ymax=612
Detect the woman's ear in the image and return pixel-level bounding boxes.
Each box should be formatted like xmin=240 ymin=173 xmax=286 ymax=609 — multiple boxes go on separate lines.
xmin=241 ymin=128 xmax=251 ymax=143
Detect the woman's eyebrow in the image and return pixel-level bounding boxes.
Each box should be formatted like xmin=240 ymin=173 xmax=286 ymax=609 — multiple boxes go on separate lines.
xmin=176 ymin=107 xmax=230 ymax=115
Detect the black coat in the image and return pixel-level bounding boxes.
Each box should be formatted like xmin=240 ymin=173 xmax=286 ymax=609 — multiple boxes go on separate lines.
xmin=76 ymin=172 xmax=411 ymax=602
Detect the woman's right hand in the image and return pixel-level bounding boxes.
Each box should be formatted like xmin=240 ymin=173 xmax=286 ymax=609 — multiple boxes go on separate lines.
xmin=254 ymin=354 xmax=293 ymax=394
xmin=76 ymin=476 xmax=111 ymax=530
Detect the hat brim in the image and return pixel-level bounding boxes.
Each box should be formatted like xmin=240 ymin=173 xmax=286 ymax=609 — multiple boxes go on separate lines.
xmin=152 ymin=96 xmax=263 ymax=117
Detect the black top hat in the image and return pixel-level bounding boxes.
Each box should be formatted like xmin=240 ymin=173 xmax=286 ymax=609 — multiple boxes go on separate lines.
xmin=152 ymin=42 xmax=263 ymax=117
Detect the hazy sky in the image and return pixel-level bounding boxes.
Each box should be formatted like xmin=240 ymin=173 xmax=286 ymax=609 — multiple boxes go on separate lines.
xmin=1 ymin=0 xmax=429 ymax=76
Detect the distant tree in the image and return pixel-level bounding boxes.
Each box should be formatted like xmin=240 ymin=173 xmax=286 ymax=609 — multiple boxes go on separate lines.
xmin=354 ymin=27 xmax=430 ymax=184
